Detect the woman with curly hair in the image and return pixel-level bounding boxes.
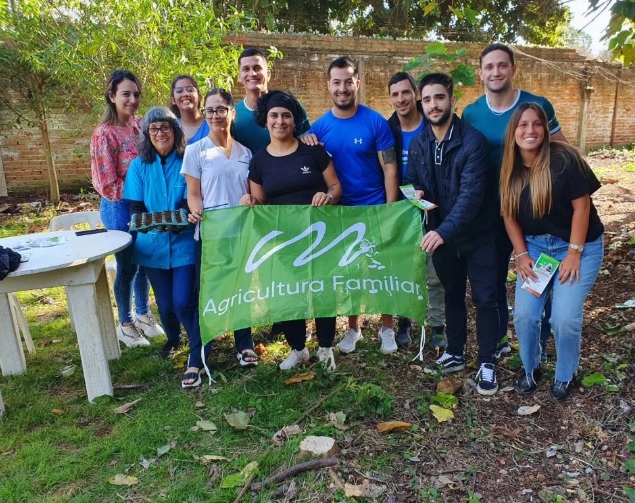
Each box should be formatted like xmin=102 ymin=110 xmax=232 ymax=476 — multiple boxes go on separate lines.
xmin=123 ymin=106 xmax=203 ymax=388
xmin=500 ymin=102 xmax=604 ymax=402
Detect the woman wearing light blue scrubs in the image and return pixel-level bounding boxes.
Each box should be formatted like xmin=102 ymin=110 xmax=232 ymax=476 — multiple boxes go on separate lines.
xmin=124 ymin=106 xmax=206 ymax=388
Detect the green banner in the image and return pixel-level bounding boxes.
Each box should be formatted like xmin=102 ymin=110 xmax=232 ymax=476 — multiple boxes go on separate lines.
xmin=199 ymin=200 xmax=426 ymax=343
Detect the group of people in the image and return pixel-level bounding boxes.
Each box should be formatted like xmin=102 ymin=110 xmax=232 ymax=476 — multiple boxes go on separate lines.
xmin=90 ymin=43 xmax=604 ymax=401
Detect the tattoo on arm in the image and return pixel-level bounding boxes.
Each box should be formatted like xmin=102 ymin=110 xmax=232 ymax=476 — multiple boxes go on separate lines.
xmin=381 ymin=146 xmax=396 ymax=166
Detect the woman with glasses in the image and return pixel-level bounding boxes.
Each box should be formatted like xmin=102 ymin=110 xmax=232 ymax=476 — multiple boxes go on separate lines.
xmin=123 ymin=107 xmax=203 ymax=388
xmin=241 ymin=90 xmax=342 ymax=371
xmin=181 ymin=88 xmax=258 ymax=374
xmin=170 ymin=75 xmax=209 ymax=145
xmin=90 ymin=70 xmax=164 ymax=350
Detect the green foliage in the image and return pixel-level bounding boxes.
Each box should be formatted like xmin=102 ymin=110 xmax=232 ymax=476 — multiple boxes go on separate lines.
xmin=581 ymin=372 xmax=607 ymax=387
xmin=349 ymin=382 xmax=394 ymax=418
xmin=624 ymin=486 xmax=635 ymax=502
xmin=589 ymin=0 xmax=635 ymax=63
xmin=430 ymin=391 xmax=458 ymax=409
xmin=402 ymin=43 xmax=475 ymax=101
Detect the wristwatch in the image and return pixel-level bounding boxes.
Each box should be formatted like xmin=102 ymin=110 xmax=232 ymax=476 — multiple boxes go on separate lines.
xmin=569 ymin=243 xmax=584 ymax=253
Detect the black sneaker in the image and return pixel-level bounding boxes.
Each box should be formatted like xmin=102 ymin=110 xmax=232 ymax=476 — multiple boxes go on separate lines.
xmin=429 ymin=325 xmax=447 ymax=349
xmin=516 ymin=368 xmax=542 ymax=394
xmin=550 ymin=380 xmax=572 ymax=402
xmin=494 ymin=341 xmax=511 ymax=360
xmin=265 ymin=322 xmax=285 ymax=342
xmin=160 ymin=340 xmax=180 ymax=359
xmin=395 ymin=317 xmax=412 ymax=347
xmin=424 ymin=352 xmax=465 ymax=374
xmin=476 ymin=363 xmax=498 ymax=395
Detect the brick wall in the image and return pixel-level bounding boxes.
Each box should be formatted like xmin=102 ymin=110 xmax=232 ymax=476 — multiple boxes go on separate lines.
xmin=1 ymin=32 xmax=633 ymax=194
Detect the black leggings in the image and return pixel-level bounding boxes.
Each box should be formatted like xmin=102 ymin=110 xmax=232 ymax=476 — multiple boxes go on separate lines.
xmin=281 ymin=318 xmax=336 ymax=350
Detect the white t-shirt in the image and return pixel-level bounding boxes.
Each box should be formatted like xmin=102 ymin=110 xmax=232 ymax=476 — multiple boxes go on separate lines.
xmin=181 ymin=137 xmax=252 ymax=210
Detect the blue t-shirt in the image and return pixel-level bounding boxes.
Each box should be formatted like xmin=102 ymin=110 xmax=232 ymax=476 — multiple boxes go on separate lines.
xmin=462 ymin=90 xmax=561 ymax=171
xmin=180 ymin=119 xmax=209 ymax=145
xmin=123 ymin=152 xmax=195 ymax=269
xmin=400 ymin=121 xmax=425 ymax=179
xmin=234 ymin=98 xmax=311 ymax=154
xmin=308 ymin=105 xmax=395 ymax=206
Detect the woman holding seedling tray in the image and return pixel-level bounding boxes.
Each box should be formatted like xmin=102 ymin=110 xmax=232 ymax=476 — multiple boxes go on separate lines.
xmin=500 ymin=102 xmax=604 ymax=402
xmin=123 ymin=106 xmax=204 ymax=389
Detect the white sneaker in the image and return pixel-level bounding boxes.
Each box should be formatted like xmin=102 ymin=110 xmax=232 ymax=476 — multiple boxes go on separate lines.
xmin=135 ymin=313 xmax=165 ymax=337
xmin=338 ymin=328 xmax=362 ymax=354
xmin=317 ymin=346 xmax=336 ymax=371
xmin=117 ymin=324 xmax=150 ymax=348
xmin=379 ymin=327 xmax=398 ymax=354
xmin=279 ymin=348 xmax=310 ymax=370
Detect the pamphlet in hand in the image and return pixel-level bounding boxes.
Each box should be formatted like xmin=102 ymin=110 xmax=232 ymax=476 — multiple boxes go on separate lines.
xmin=399 ymin=184 xmax=437 ymax=211
xmin=521 ymin=253 xmax=560 ymax=298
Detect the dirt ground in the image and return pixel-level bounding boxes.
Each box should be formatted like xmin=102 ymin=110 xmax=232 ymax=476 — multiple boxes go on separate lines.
xmin=1 ymin=150 xmax=634 ymax=502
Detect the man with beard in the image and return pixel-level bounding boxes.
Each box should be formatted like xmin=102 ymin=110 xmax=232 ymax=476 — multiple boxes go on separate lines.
xmin=405 ymin=73 xmax=500 ymax=395
xmin=386 ymin=72 xmax=446 ymax=350
xmin=462 ymin=43 xmax=566 ymax=361
xmin=304 ymin=56 xmax=400 ymax=355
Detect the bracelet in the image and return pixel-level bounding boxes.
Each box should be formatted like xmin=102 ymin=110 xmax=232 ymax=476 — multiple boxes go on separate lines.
xmin=515 ymin=251 xmax=529 ymax=259
xmin=326 ymin=194 xmax=333 ymax=201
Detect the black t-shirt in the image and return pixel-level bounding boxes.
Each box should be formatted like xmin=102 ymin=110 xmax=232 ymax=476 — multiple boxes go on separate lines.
xmin=248 ymin=142 xmax=331 ymax=205
xmin=517 ymin=145 xmax=604 ymax=242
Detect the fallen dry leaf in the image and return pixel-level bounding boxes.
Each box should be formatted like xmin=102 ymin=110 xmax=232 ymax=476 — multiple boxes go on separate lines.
xmin=284 ymin=372 xmax=315 ymax=385
xmin=224 ymin=411 xmax=250 ymax=430
xmin=196 ymin=420 xmax=218 ymax=432
xmin=195 ymin=401 xmax=205 ymax=409
xmin=344 ymin=480 xmax=386 ymax=498
xmin=273 ymin=424 xmax=302 ymax=444
xmin=376 ymin=421 xmax=412 ymax=433
xmin=107 ymin=474 xmax=138 ymax=486
xmin=113 ymin=398 xmax=142 ymax=415
xmin=438 ymin=475 xmax=457 ymax=487
xmin=52 ymin=408 xmax=64 ymax=415
xmin=436 ymin=376 xmax=464 ymax=394
xmin=254 ymin=343 xmax=267 ymax=355
xmin=518 ymin=405 xmax=541 ymax=416
xmin=429 ymin=405 xmax=454 ymax=423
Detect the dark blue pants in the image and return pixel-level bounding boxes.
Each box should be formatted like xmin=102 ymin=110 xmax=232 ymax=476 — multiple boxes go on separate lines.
xmin=282 ymin=317 xmax=336 ymax=351
xmin=432 ymin=239 xmax=500 ymax=364
xmin=145 ymin=265 xmax=209 ymax=369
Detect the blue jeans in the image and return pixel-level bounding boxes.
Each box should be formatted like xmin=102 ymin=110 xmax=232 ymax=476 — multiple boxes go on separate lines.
xmin=513 ymin=234 xmax=603 ymax=382
xmin=432 ymin=239 xmax=500 ymax=364
xmin=144 ymin=265 xmax=210 ymax=369
xmin=100 ymin=198 xmax=150 ymax=324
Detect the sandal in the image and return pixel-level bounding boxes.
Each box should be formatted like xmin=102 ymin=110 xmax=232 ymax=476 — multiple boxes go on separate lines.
xmin=181 ymin=367 xmax=204 ymax=388
xmin=237 ymin=349 xmax=258 ymax=368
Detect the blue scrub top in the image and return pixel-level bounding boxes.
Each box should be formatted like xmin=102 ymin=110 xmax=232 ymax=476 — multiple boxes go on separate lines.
xmin=123 ymin=151 xmax=195 ymax=269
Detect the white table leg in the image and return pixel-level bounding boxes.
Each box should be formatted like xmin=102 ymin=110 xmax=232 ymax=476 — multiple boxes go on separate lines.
xmin=95 ymin=265 xmax=120 ymax=361
xmin=0 ymin=293 xmax=27 ymax=376
xmin=66 ymin=283 xmax=113 ymax=402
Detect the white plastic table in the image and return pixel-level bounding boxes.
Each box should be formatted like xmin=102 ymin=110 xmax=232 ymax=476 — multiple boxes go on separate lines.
xmin=0 ymin=230 xmax=131 ymax=402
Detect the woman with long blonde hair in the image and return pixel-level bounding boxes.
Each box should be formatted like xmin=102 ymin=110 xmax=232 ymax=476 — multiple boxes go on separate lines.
xmin=500 ymin=102 xmax=604 ymax=402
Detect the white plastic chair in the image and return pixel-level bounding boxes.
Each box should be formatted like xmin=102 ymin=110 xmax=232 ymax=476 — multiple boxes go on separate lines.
xmin=49 ymin=211 xmax=117 ymax=331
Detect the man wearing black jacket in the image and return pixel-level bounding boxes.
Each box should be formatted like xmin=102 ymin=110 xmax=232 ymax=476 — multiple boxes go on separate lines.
xmin=405 ymin=73 xmax=500 ymax=396
xmin=387 ymin=72 xmax=446 ymax=350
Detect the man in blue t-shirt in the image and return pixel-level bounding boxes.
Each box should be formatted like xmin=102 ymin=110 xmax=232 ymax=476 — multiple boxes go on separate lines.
xmin=462 ymin=43 xmax=567 ymax=364
xmin=304 ymin=56 xmax=399 ymax=355
xmin=386 ymin=72 xmax=446 ymax=350
xmin=234 ymin=48 xmax=311 ymax=154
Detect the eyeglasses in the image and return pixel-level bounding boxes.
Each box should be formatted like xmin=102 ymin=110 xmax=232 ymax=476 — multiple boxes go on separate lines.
xmin=203 ymin=107 xmax=229 ymax=118
xmin=148 ymin=125 xmax=172 ymax=135
xmin=174 ymin=86 xmax=196 ymax=93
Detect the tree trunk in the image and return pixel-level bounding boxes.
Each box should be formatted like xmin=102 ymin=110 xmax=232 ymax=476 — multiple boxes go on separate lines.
xmin=35 ymin=103 xmax=60 ymax=204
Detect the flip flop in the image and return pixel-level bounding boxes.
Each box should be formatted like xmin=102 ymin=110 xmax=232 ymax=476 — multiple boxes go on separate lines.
xmin=181 ymin=368 xmax=204 ymax=388
xmin=237 ymin=349 xmax=259 ymax=368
